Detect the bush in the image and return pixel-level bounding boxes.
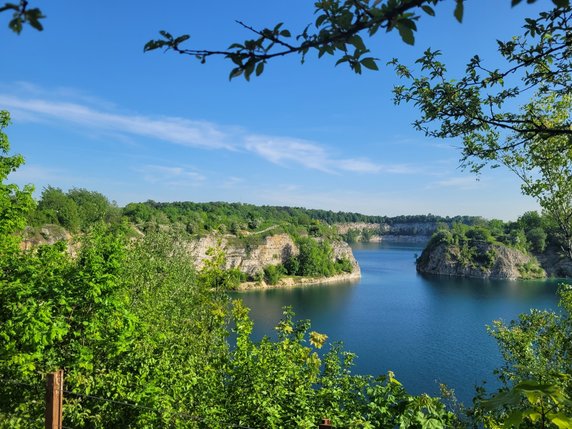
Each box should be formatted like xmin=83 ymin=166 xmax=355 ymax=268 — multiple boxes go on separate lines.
xmin=263 ymin=264 xmax=286 ymax=285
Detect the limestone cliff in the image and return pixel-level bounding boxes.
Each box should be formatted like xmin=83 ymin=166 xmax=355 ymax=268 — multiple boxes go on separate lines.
xmin=187 ymin=233 xmax=360 ymax=280
xmin=21 ymin=225 xmax=361 ymax=286
xmin=335 ymin=222 xmax=433 ymax=243
xmin=186 ymin=233 xmax=297 ymax=276
xmin=416 ymin=242 xmax=545 ymax=280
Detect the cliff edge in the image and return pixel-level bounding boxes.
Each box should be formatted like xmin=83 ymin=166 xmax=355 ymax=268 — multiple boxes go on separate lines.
xmin=416 ymin=241 xmax=545 ymax=280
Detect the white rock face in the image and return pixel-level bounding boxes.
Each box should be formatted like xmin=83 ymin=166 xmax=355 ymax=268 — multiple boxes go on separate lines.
xmin=187 ymin=233 xmax=360 ymax=278
xmin=417 ymin=242 xmax=544 ymax=280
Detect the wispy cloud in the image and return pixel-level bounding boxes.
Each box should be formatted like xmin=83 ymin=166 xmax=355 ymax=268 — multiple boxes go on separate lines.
xmin=1 ymin=85 xmax=423 ymax=176
xmin=1 ymin=94 xmax=235 ymax=150
xmin=136 ymin=164 xmax=206 ymax=187
xmin=244 ymin=135 xmax=333 ymax=172
xmin=221 ymin=176 xmax=244 ymax=188
xmin=429 ymin=176 xmax=483 ymax=190
xmin=244 ymin=135 xmax=410 ymax=174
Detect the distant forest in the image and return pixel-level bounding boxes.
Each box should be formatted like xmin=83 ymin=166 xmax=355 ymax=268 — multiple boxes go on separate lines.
xmin=27 ymin=186 xmax=484 ymax=236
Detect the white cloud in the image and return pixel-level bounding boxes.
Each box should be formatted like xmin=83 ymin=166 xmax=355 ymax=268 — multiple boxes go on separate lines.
xmin=136 ymin=164 xmax=206 ymax=187
xmin=337 ymin=158 xmax=382 ymax=173
xmin=244 ymin=135 xmax=333 ymax=172
xmin=1 ymin=86 xmax=427 ymax=176
xmin=221 ymin=176 xmax=244 ymax=188
xmin=430 ymin=176 xmax=483 ymax=190
xmin=0 ymin=95 xmax=234 ymax=150
xmin=244 ymin=134 xmax=419 ymax=175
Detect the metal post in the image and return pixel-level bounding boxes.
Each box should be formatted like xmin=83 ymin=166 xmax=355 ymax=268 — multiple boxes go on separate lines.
xmin=45 ymin=370 xmax=63 ymax=429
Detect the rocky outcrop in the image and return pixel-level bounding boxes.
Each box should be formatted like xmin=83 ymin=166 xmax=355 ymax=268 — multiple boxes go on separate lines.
xmin=237 ymin=270 xmax=361 ymax=291
xmin=21 ymin=225 xmax=72 ymax=249
xmin=187 ymin=233 xmax=360 ymax=281
xmin=536 ymin=246 xmax=572 ymax=278
xmin=187 ymin=233 xmax=298 ymax=277
xmin=335 ymin=222 xmax=434 ymax=243
xmin=21 ymin=225 xmax=361 ymax=286
xmin=417 ymin=242 xmax=545 ymax=280
xmin=380 ymin=222 xmax=438 ymax=236
xmin=335 ymin=222 xmax=380 ymax=234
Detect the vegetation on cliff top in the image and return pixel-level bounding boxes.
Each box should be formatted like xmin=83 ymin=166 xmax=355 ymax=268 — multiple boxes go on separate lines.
xmin=417 ymin=212 xmax=567 ymax=278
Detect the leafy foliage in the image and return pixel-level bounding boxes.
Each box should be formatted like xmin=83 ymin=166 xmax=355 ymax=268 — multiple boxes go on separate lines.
xmin=392 ymin=6 xmax=572 ymax=260
xmin=474 ymin=284 xmax=572 ymax=428
xmin=0 ymin=111 xmax=35 ymax=245
xmin=144 ymin=0 xmax=569 ymax=80
xmin=282 ymin=236 xmax=353 ymax=278
xmin=224 ymin=303 xmax=457 ymax=428
xmin=418 ymin=218 xmax=557 ymax=277
xmin=29 ymin=186 xmax=120 ymax=232
xmin=0 ymin=0 xmax=44 ymax=33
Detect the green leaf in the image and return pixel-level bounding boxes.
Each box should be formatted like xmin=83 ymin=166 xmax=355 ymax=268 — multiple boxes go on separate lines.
xmin=229 ymin=67 xmax=242 ymax=80
xmin=350 ymin=35 xmax=366 ymax=51
xmin=421 ymin=5 xmax=435 ymax=16
xmin=315 ymin=14 xmax=327 ymax=28
xmin=360 ymin=57 xmax=379 ymax=71
xmin=454 ymin=0 xmax=464 ymax=23
xmin=28 ymin=17 xmax=43 ymax=31
xmin=280 ymin=29 xmax=291 ymax=37
xmin=480 ymin=389 xmax=522 ymax=410
xmin=174 ymin=34 xmax=190 ymax=45
xmin=397 ymin=25 xmax=415 ymax=45
xmin=504 ymin=410 xmax=524 ymax=428
xmin=548 ymin=412 xmax=572 ymax=429
xmin=9 ymin=17 xmax=22 ymax=34
xmin=552 ymin=0 xmax=570 ymax=6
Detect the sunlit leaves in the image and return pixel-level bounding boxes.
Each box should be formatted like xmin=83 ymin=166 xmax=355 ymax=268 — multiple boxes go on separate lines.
xmin=477 ymin=285 xmax=572 ymax=427
xmin=391 ymin=6 xmax=572 ymax=256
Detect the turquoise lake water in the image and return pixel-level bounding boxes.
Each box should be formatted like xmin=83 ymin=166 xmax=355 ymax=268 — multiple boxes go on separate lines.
xmin=236 ymin=241 xmax=563 ymax=404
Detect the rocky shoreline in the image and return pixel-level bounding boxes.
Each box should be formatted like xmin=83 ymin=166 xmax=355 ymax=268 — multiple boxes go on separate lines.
xmin=236 ymin=270 xmax=361 ymax=291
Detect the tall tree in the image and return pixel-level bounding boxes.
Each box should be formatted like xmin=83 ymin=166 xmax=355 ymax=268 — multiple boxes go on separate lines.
xmin=391 ymin=6 xmax=572 ymax=258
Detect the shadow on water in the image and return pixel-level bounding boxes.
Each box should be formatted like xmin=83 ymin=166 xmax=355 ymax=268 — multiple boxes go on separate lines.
xmin=420 ymin=273 xmax=562 ymax=302
xmin=233 ymin=280 xmax=359 ymax=340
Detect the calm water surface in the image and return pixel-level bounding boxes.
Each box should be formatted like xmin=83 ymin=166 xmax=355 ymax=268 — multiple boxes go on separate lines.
xmin=236 ymin=242 xmax=562 ymax=404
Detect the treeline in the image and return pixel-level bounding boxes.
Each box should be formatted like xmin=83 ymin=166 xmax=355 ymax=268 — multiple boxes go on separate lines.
xmin=419 ymin=212 xmax=563 ymax=277
xmin=341 ymin=214 xmax=489 ymax=243
xmin=27 ymin=187 xmax=488 ymax=238
xmin=428 ymin=211 xmax=558 ymax=256
xmin=27 ymin=186 xmax=121 ymax=232
xmin=25 ymin=188 xmax=357 ymax=286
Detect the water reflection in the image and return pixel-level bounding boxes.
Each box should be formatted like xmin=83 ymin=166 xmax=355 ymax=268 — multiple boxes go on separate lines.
xmin=420 ymin=273 xmax=561 ymax=301
xmin=233 ymin=242 xmax=561 ymax=404
xmin=234 ymin=280 xmax=358 ymax=339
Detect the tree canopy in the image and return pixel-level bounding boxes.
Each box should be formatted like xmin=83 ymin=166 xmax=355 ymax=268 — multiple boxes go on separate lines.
xmin=391 ymin=5 xmax=572 ymax=258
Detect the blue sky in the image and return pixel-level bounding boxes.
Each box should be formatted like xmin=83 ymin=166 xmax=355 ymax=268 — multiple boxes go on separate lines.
xmin=0 ymin=1 xmax=551 ymax=220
